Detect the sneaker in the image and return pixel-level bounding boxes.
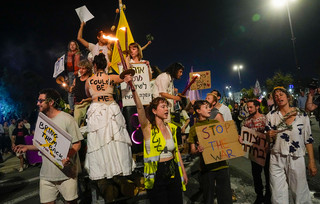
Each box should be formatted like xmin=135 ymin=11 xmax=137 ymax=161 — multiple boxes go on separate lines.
xmin=19 ymin=167 xmax=23 ymax=172
xmin=23 ymin=163 xmax=29 ymax=169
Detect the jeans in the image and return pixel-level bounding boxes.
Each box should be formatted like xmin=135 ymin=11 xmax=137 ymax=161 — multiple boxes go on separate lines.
xmin=200 ymin=168 xmax=233 ymax=204
xmin=67 ymin=72 xmax=75 ymax=111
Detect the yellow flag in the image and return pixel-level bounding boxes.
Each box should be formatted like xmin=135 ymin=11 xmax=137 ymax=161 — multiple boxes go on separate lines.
xmin=110 ymin=8 xmax=134 ymax=73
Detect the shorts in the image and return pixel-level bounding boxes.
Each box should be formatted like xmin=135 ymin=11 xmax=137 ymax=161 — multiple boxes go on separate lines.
xmin=39 ymin=178 xmax=78 ymax=203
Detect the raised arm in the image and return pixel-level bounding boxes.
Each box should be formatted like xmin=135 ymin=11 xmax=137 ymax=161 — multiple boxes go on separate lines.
xmin=306 ymin=91 xmax=318 ymax=112
xmin=77 ymin=22 xmax=89 ymax=48
xmin=131 ymin=88 xmax=149 ymax=129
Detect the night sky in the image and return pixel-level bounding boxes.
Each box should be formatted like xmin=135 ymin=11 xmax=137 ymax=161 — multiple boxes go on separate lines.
xmin=1 ymin=0 xmax=320 ymax=101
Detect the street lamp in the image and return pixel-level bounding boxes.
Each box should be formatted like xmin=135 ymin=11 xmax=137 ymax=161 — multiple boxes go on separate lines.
xmin=272 ymin=0 xmax=300 ymax=71
xmin=233 ymin=65 xmax=243 ymax=84
xmin=226 ymin=85 xmax=233 ymax=100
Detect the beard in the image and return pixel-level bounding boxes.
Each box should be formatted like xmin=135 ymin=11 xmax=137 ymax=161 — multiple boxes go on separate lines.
xmin=40 ymin=105 xmax=50 ymax=115
xmin=249 ymin=110 xmax=257 ymax=117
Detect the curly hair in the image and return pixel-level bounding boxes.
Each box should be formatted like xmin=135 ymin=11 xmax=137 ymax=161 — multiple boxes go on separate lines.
xmin=39 ymin=88 xmax=62 ymax=109
xmin=93 ymin=53 xmax=107 ymax=71
xmin=164 ymin=62 xmax=184 ymax=79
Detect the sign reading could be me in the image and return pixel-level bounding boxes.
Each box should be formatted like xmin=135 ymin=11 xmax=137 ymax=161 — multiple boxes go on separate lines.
xmin=33 ymin=112 xmax=72 ymax=169
xmin=119 ymin=63 xmax=152 ymax=106
xmin=190 ymin=71 xmax=211 ymax=91
xmin=196 ymin=121 xmax=244 ymax=165
xmin=240 ymin=126 xmax=268 ymax=166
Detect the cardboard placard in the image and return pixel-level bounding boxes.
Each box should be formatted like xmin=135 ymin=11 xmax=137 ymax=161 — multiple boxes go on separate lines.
xmin=196 ymin=121 xmax=244 ymax=164
xmin=53 ymin=54 xmax=65 ymax=78
xmin=33 ymin=112 xmax=72 ymax=169
xmin=119 ymin=63 xmax=152 ymax=106
xmin=240 ymin=127 xmax=268 ymax=166
xmin=190 ymin=71 xmax=211 ymax=90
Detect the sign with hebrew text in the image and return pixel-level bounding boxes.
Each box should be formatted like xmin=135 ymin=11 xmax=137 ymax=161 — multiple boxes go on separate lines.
xmin=119 ymin=63 xmax=152 ymax=106
xmin=240 ymin=127 xmax=268 ymax=166
xmin=196 ymin=120 xmax=244 ymax=164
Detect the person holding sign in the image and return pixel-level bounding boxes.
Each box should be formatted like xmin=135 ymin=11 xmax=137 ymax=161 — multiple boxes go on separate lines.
xmin=14 ymin=88 xmax=83 ymax=204
xmin=266 ymin=87 xmax=317 ymax=204
xmin=188 ymin=100 xmax=233 ymax=204
xmin=127 ymin=78 xmax=187 ymax=204
xmin=84 ymin=53 xmax=135 ymax=180
xmin=153 ymin=62 xmax=184 ymax=122
xmin=77 ymin=22 xmax=111 ymax=65
xmin=242 ymin=99 xmax=270 ymax=204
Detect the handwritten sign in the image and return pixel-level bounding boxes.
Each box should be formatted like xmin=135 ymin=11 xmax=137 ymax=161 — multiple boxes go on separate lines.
xmin=240 ymin=127 xmax=268 ymax=166
xmin=33 ymin=112 xmax=72 ymax=169
xmin=196 ymin=121 xmax=244 ymax=164
xmin=190 ymin=71 xmax=211 ymax=90
xmin=53 ymin=54 xmax=65 ymax=78
xmin=119 ymin=63 xmax=152 ymax=106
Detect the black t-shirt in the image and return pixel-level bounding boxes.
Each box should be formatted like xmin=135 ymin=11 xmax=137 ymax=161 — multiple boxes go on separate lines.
xmin=12 ymin=127 xmax=29 ymax=145
xmin=73 ymin=77 xmax=88 ymax=103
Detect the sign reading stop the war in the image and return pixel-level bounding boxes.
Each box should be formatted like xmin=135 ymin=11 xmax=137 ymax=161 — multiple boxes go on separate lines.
xmin=196 ymin=120 xmax=244 ymax=164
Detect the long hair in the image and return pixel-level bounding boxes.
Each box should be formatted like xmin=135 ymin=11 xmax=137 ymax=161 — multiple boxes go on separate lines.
xmin=146 ymin=97 xmax=169 ymax=131
xmin=68 ymin=40 xmax=80 ymax=52
xmin=129 ymin=42 xmax=143 ymax=60
xmin=164 ymin=62 xmax=184 ymax=79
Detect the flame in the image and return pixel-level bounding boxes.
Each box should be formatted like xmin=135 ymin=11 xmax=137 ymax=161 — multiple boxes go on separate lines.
xmin=193 ymin=73 xmax=201 ymax=78
xmin=119 ymin=27 xmax=126 ymax=31
xmin=102 ymin=35 xmax=118 ymax=41
xmin=62 ymin=82 xmax=67 ymax=87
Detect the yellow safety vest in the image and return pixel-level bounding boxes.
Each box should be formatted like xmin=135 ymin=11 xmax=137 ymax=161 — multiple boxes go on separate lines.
xmin=143 ymin=123 xmax=186 ymax=191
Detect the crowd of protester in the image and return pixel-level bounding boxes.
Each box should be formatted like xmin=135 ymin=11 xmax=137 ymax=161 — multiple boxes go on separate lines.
xmin=1 ymin=26 xmax=319 ymax=203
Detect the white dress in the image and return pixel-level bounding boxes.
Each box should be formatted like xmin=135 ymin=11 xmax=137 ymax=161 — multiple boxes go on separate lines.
xmin=85 ymin=101 xmax=136 ymax=180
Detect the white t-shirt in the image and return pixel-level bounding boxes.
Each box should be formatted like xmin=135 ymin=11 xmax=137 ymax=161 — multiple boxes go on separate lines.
xmin=88 ymin=43 xmax=110 ymax=64
xmin=218 ymin=104 xmax=233 ymax=121
xmin=40 ymin=111 xmax=83 ymax=181
xmin=154 ymin=73 xmax=175 ymax=112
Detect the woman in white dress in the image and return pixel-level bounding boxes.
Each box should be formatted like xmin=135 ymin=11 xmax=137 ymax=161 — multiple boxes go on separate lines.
xmin=84 ymin=53 xmax=135 ymax=180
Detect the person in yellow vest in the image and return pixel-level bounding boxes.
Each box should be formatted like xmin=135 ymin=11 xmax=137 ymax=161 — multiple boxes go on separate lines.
xmin=128 ymin=79 xmax=188 ymax=204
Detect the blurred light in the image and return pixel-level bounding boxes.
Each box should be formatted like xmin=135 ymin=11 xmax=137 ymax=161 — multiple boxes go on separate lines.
xmin=263 ymin=91 xmax=266 ymax=96
xmin=228 ymin=92 xmax=232 ymax=97
xmin=233 ymin=65 xmax=238 ymax=71
xmin=289 ymin=88 xmax=292 ymax=93
xmin=272 ymin=0 xmax=287 ymax=8
xmin=239 ymin=65 xmax=243 ymax=69
xmin=252 ymin=14 xmax=261 ymax=22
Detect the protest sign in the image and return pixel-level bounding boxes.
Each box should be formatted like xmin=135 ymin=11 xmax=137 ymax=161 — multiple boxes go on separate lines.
xmin=196 ymin=120 xmax=244 ymax=164
xmin=240 ymin=126 xmax=268 ymax=166
xmin=190 ymin=71 xmax=211 ymax=90
xmin=75 ymin=5 xmax=94 ymax=23
xmin=53 ymin=55 xmax=65 ymax=78
xmin=119 ymin=63 xmax=152 ymax=106
xmin=33 ymin=112 xmax=72 ymax=169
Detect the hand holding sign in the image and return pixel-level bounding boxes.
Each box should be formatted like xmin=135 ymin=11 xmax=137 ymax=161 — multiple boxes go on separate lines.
xmin=75 ymin=5 xmax=94 ymax=23
xmin=196 ymin=121 xmax=244 ymax=164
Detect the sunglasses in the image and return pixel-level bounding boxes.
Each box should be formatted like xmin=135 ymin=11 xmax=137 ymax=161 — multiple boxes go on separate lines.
xmin=37 ymin=99 xmax=47 ymax=103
